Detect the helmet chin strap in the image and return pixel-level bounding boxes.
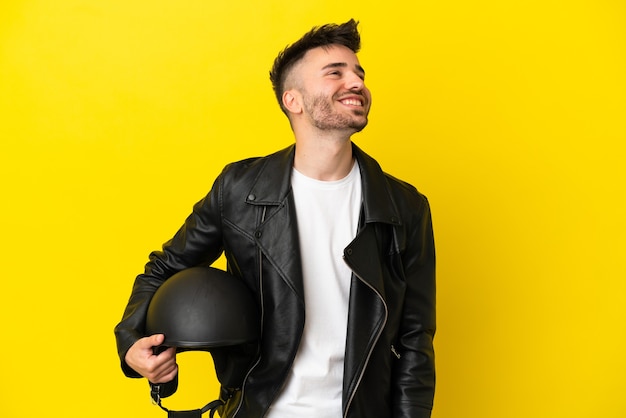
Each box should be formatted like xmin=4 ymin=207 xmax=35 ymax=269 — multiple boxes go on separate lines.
xmin=150 ymin=382 xmax=224 ymax=418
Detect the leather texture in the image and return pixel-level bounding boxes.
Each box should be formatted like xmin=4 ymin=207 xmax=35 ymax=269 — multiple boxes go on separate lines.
xmin=115 ymin=143 xmax=436 ymax=418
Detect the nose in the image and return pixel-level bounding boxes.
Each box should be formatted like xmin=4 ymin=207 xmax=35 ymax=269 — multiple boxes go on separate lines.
xmin=345 ymin=71 xmax=365 ymax=91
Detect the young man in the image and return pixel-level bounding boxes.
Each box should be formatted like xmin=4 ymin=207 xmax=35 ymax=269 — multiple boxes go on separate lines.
xmin=115 ymin=19 xmax=436 ymax=418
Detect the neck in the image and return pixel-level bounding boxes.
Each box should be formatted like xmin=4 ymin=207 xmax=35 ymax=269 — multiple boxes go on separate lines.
xmin=293 ymin=132 xmax=354 ymax=181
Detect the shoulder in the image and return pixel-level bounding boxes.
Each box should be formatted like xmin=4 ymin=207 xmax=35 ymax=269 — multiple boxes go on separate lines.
xmin=353 ymin=143 xmax=429 ymax=213
xmin=384 ymin=172 xmax=429 ymax=206
xmin=382 ymin=175 xmax=432 ymax=236
xmin=219 ymin=145 xmax=294 ymax=184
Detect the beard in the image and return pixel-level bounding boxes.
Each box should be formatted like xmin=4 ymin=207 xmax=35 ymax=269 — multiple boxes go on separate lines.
xmin=302 ymin=93 xmax=369 ymax=133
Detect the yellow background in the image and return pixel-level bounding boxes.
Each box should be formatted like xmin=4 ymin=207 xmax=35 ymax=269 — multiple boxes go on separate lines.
xmin=1 ymin=1 xmax=624 ymax=417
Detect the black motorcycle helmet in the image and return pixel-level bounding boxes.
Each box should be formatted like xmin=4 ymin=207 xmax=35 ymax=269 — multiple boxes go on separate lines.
xmin=145 ymin=266 xmax=260 ymax=417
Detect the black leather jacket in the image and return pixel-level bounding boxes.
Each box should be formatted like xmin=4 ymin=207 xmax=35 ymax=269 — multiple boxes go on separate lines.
xmin=115 ymin=143 xmax=436 ymax=418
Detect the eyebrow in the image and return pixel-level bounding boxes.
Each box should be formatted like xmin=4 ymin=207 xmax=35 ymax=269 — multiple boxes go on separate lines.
xmin=321 ymin=62 xmax=366 ymax=77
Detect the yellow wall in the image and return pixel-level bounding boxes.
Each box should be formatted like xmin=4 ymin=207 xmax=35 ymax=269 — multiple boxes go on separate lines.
xmin=1 ymin=1 xmax=624 ymax=417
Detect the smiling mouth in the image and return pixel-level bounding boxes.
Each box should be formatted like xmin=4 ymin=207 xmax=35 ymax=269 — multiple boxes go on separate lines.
xmin=340 ymin=98 xmax=363 ymax=106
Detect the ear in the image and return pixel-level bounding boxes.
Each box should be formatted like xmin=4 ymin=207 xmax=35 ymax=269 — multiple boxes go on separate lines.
xmin=282 ymin=89 xmax=303 ymax=115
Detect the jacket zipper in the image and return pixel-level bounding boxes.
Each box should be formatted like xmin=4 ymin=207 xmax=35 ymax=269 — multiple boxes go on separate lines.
xmin=343 ymin=269 xmax=388 ymax=418
xmin=233 ymin=206 xmax=267 ymax=417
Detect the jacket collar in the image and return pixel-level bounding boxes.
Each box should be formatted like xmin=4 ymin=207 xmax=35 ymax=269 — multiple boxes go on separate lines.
xmin=246 ymin=143 xmax=402 ymax=227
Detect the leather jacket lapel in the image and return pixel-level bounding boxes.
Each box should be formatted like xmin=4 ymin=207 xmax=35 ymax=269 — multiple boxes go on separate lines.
xmin=342 ymin=145 xmax=406 ymax=408
xmin=353 ymin=143 xmax=402 ymax=227
xmin=245 ymin=145 xmax=304 ymax=299
xmin=342 ymin=224 xmax=388 ymax=401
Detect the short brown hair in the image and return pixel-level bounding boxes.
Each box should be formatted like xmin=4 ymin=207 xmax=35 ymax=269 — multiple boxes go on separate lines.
xmin=269 ymin=19 xmax=361 ymax=115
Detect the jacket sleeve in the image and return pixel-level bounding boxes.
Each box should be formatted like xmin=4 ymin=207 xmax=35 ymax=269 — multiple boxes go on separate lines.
xmin=393 ymin=193 xmax=436 ymax=418
xmin=114 ymin=174 xmax=225 ymax=377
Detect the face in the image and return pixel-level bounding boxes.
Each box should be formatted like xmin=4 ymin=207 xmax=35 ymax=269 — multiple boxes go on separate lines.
xmin=287 ymin=44 xmax=372 ymax=133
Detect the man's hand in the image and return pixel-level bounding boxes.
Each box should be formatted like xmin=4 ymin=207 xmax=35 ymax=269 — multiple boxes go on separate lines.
xmin=125 ymin=334 xmax=178 ymax=383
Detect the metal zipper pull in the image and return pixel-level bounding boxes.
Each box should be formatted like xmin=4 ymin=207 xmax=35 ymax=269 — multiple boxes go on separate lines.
xmin=391 ymin=345 xmax=401 ymax=359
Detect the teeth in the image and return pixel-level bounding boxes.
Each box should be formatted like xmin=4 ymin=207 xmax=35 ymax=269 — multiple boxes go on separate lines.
xmin=341 ymin=99 xmax=362 ymax=106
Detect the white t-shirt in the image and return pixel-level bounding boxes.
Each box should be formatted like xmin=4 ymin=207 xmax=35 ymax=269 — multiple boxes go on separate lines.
xmin=266 ymin=161 xmax=362 ymax=418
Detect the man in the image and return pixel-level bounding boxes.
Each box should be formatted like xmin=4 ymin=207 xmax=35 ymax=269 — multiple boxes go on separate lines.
xmin=115 ymin=19 xmax=436 ymax=418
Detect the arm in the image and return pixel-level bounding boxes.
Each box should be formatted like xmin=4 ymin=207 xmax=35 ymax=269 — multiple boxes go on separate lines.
xmin=393 ymin=194 xmax=436 ymax=418
xmin=114 ymin=174 xmax=225 ymax=377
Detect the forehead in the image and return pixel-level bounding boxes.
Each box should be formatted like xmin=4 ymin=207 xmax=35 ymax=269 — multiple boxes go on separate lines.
xmin=299 ymin=44 xmax=363 ymax=71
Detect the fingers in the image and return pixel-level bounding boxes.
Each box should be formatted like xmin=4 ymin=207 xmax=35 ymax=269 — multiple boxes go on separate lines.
xmin=146 ymin=333 xmax=165 ymax=348
xmin=125 ymin=335 xmax=178 ymax=383
xmin=148 ymin=347 xmax=178 ymax=383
